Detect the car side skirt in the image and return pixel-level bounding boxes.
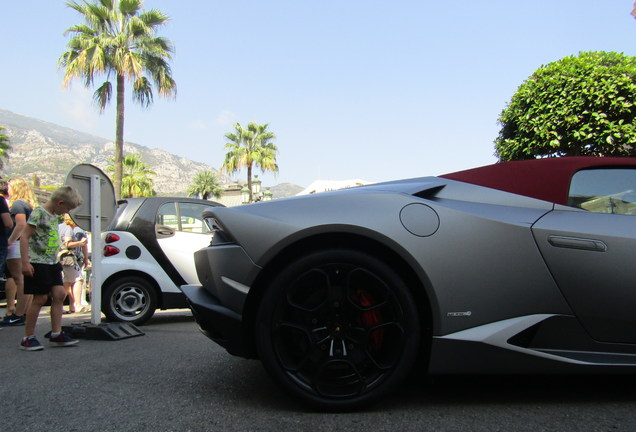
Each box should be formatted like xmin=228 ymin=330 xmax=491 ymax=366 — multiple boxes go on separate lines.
xmin=429 ymin=314 xmax=636 ymax=374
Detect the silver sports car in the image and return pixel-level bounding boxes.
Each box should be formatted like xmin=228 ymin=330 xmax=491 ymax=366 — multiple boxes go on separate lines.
xmin=182 ymin=156 xmax=636 ymax=410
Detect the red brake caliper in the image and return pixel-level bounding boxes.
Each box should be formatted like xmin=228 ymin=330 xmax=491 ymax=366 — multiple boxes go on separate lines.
xmin=355 ymin=290 xmax=384 ymax=351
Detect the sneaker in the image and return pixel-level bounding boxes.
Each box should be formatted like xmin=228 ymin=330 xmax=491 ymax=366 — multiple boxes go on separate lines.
xmin=2 ymin=314 xmax=25 ymax=326
xmin=49 ymin=331 xmax=79 ymax=347
xmin=20 ymin=336 xmax=44 ymax=351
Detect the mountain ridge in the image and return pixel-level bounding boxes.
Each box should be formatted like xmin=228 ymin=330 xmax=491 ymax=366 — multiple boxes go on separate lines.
xmin=0 ymin=108 xmax=302 ymax=198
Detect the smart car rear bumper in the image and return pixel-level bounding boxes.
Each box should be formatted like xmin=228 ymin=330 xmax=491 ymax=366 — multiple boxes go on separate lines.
xmin=181 ymin=284 xmax=252 ymax=358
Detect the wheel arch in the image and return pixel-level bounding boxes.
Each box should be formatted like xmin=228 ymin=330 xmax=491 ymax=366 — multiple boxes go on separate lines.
xmin=241 ymin=232 xmax=435 ymax=360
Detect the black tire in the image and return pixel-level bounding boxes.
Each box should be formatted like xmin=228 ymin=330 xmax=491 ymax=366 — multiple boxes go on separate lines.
xmin=256 ymin=249 xmax=421 ymax=411
xmin=103 ymin=276 xmax=158 ymax=325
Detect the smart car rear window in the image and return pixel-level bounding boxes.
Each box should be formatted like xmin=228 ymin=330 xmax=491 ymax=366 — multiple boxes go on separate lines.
xmin=178 ymin=203 xmax=211 ymax=234
xmin=156 ymin=202 xmax=212 ymax=234
xmin=569 ymin=168 xmax=636 ymax=215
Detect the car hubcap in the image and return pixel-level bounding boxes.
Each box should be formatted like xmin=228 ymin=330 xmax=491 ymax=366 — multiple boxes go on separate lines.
xmin=113 ymin=286 xmax=148 ymax=318
xmin=271 ymin=263 xmax=407 ymax=399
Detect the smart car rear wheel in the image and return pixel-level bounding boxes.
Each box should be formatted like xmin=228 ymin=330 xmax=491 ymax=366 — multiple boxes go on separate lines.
xmin=256 ymin=249 xmax=421 ymax=411
xmin=103 ymin=276 xmax=158 ymax=325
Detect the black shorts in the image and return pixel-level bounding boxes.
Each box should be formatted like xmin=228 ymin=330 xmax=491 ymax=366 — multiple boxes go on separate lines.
xmin=24 ymin=262 xmax=64 ymax=295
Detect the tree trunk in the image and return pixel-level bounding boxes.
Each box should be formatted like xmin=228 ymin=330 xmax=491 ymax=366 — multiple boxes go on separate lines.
xmin=114 ymin=74 xmax=126 ymax=200
xmin=247 ymin=164 xmax=253 ymax=203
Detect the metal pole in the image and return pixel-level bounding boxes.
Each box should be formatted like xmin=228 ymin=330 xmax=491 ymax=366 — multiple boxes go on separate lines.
xmin=90 ymin=174 xmax=102 ymax=325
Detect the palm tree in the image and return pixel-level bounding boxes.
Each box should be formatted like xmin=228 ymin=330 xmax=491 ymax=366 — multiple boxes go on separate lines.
xmin=59 ymin=0 xmax=176 ymax=200
xmin=0 ymin=127 xmax=10 ymax=171
xmin=107 ymin=154 xmax=156 ymax=198
xmin=221 ymin=122 xmax=279 ymax=202
xmin=187 ymin=169 xmax=224 ymax=200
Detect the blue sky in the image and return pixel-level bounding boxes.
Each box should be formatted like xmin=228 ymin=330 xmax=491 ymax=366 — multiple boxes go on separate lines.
xmin=2 ymin=1 xmax=635 ymax=188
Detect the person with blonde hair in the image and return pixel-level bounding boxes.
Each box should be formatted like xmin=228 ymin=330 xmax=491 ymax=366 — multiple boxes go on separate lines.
xmin=1 ymin=178 xmax=38 ymax=326
xmin=20 ymin=185 xmax=82 ymax=350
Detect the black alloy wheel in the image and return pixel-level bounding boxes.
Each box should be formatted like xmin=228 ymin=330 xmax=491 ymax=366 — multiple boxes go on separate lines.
xmin=256 ymin=249 xmax=421 ymax=411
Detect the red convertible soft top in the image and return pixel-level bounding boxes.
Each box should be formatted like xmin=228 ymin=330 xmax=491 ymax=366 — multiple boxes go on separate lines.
xmin=440 ymin=157 xmax=636 ymax=206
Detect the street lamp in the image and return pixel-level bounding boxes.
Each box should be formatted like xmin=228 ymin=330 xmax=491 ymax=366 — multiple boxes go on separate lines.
xmin=241 ymin=186 xmax=250 ymax=204
xmin=241 ymin=176 xmax=272 ymax=203
xmin=252 ymin=176 xmax=262 ymax=196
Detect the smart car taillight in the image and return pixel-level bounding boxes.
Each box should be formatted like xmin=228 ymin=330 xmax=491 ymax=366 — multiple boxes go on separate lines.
xmin=105 ymin=233 xmax=121 ymax=244
xmin=103 ymin=245 xmax=120 ymax=257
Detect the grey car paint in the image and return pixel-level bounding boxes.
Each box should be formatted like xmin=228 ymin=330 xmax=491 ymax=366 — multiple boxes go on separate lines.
xmin=195 ymin=177 xmax=575 ymax=336
xmin=533 ymin=209 xmax=636 ymax=344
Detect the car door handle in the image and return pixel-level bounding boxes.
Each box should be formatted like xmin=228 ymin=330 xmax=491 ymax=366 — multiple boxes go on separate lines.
xmin=156 ymin=225 xmax=175 ymax=238
xmin=547 ymin=235 xmax=607 ymax=252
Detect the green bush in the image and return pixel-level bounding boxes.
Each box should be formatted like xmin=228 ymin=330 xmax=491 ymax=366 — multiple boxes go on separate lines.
xmin=495 ymin=51 xmax=636 ymax=160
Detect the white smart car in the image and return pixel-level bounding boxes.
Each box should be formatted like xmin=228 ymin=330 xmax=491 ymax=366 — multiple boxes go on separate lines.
xmin=100 ymin=197 xmax=222 ymax=325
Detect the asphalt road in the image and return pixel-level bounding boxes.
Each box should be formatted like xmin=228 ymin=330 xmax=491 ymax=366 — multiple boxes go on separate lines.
xmin=2 ymin=307 xmax=636 ymax=432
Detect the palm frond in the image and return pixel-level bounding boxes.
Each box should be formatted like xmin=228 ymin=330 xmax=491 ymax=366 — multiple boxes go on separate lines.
xmin=132 ymin=76 xmax=153 ymax=108
xmin=139 ymin=9 xmax=170 ymax=28
xmin=119 ymin=0 xmax=143 ymax=16
xmin=93 ymin=81 xmax=113 ymax=112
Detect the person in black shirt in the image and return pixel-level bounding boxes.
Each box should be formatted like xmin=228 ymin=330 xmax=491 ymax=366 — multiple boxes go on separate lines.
xmin=0 ymin=180 xmax=14 ymax=307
